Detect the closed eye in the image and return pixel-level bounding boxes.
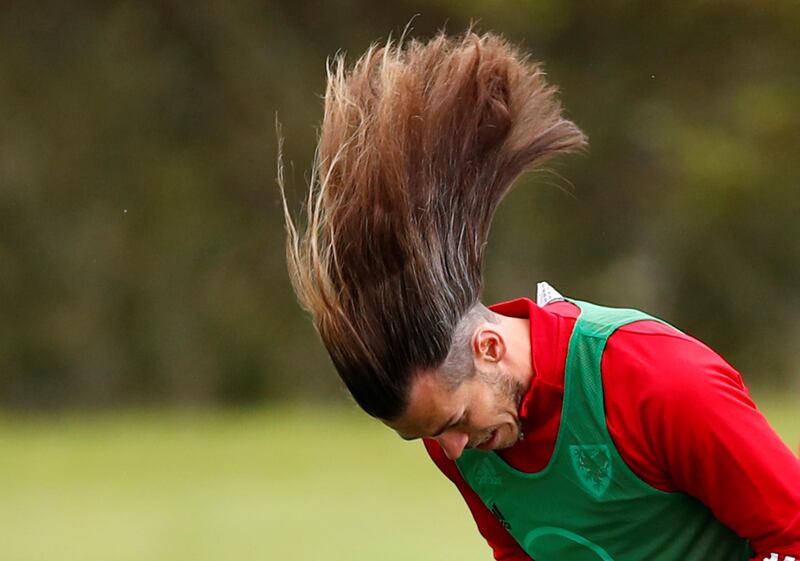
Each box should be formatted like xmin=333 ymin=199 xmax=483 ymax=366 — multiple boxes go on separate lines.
xmin=397 ymin=410 xmax=467 ymax=441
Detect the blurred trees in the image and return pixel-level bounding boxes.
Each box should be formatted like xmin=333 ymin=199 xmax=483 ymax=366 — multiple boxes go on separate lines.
xmin=0 ymin=1 xmax=797 ymax=409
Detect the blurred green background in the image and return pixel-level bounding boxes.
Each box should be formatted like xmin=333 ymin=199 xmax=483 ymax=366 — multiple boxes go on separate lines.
xmin=0 ymin=1 xmax=798 ymax=560
xmin=0 ymin=399 xmax=796 ymax=561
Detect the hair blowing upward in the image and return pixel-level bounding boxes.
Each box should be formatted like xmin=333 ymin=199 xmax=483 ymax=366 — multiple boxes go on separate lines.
xmin=280 ymin=30 xmax=586 ymax=420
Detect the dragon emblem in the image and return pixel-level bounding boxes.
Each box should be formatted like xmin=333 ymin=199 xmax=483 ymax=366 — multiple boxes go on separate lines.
xmin=570 ymin=444 xmax=612 ymax=498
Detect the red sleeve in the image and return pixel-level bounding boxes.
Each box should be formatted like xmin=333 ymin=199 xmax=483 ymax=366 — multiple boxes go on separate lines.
xmin=603 ymin=321 xmax=800 ymax=561
xmin=423 ymin=438 xmax=533 ymax=561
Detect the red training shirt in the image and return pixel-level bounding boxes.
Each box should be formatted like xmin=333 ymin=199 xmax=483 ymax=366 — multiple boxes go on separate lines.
xmin=423 ymin=298 xmax=800 ymax=561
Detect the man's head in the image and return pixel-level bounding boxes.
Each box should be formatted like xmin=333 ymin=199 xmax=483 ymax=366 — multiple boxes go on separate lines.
xmin=280 ymin=30 xmax=584 ymax=432
xmin=386 ymin=303 xmax=534 ymax=459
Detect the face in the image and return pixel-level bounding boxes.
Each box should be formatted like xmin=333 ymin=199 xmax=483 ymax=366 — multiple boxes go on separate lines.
xmin=384 ymin=367 xmax=526 ymax=461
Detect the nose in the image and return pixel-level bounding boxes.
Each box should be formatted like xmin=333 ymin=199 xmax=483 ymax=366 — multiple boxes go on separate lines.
xmin=436 ymin=431 xmax=469 ymax=460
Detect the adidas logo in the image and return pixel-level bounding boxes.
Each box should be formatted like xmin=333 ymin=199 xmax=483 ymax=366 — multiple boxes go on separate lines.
xmin=491 ymin=503 xmax=512 ymax=530
xmin=763 ymin=555 xmax=796 ymax=561
xmin=474 ymin=458 xmax=502 ymax=486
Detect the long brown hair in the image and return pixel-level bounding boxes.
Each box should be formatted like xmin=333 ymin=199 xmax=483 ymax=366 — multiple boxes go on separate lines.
xmin=279 ymin=30 xmax=586 ymax=420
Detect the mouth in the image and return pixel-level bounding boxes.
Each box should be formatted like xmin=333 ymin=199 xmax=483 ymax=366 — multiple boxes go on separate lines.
xmin=474 ymin=428 xmax=500 ymax=450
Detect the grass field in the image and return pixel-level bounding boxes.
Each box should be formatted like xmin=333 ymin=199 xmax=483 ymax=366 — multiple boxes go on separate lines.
xmin=1 ymin=396 xmax=797 ymax=561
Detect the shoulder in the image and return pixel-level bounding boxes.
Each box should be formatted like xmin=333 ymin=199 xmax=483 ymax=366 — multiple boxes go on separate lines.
xmin=604 ymin=316 xmax=746 ymax=397
xmin=600 ymin=315 xmax=751 ymax=487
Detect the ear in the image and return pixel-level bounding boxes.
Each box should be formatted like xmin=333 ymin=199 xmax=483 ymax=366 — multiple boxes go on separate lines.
xmin=472 ymin=324 xmax=507 ymax=365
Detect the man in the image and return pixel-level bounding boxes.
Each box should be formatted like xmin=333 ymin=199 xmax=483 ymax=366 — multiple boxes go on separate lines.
xmin=279 ymin=30 xmax=800 ymax=560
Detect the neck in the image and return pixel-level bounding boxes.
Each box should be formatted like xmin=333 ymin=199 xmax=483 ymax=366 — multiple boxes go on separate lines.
xmin=499 ymin=315 xmax=534 ymax=394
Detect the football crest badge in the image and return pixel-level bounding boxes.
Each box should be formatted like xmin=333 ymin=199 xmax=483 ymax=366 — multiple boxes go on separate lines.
xmin=570 ymin=444 xmax=612 ymax=498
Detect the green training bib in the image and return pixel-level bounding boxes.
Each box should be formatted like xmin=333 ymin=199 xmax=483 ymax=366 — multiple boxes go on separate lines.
xmin=455 ymin=299 xmax=752 ymax=561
